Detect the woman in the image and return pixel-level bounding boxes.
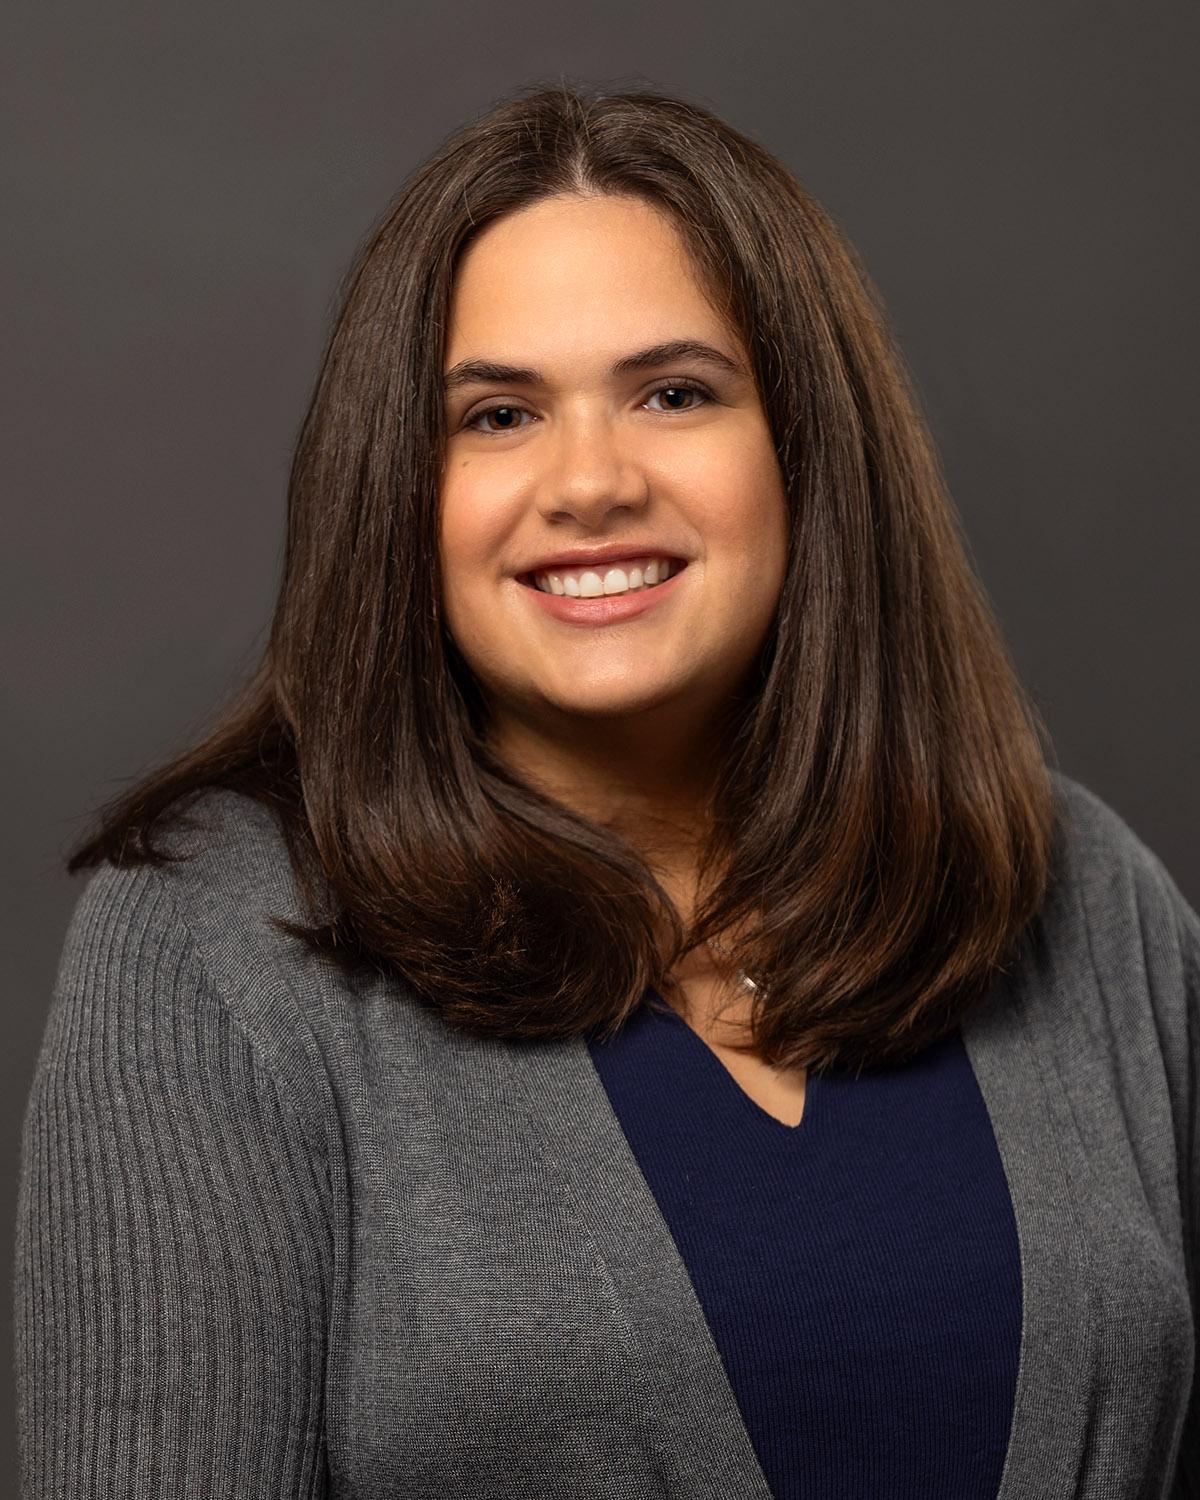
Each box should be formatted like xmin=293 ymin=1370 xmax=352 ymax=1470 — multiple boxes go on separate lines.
xmin=15 ymin=83 xmax=1198 ymax=1498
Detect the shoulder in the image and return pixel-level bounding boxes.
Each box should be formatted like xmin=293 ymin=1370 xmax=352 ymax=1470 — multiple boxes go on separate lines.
xmin=1047 ymin=766 xmax=1200 ymax=968
xmin=61 ymin=788 xmax=337 ymax=1159
xmin=69 ymin=788 xmax=309 ymax=975
xmin=1034 ymin=769 xmax=1198 ymax=1157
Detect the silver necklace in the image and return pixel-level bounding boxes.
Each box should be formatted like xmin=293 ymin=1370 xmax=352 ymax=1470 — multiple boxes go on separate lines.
xmin=705 ymin=936 xmax=762 ymax=995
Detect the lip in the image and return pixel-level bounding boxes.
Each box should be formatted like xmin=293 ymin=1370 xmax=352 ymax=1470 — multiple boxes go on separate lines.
xmin=518 ymin=545 xmax=686 ymax=574
xmin=516 ymin=562 xmax=689 ymax=626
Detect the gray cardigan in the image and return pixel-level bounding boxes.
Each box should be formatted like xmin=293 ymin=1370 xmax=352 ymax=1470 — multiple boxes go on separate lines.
xmin=13 ymin=769 xmax=1200 ymax=1498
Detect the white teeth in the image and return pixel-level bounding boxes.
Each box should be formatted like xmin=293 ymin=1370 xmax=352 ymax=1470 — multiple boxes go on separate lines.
xmin=533 ymin=556 xmax=681 ymax=597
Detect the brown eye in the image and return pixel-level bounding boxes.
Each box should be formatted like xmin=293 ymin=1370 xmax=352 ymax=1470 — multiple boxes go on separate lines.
xmin=645 ymin=381 xmax=712 ymax=413
xmin=465 ymin=404 xmax=529 ymax=434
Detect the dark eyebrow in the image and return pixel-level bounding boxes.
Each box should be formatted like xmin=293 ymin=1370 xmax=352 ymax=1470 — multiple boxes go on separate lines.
xmin=442 ymin=339 xmax=746 ymax=393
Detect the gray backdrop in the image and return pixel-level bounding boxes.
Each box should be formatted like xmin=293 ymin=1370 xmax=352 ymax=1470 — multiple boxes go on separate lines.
xmin=5 ymin=0 xmax=1198 ymax=1473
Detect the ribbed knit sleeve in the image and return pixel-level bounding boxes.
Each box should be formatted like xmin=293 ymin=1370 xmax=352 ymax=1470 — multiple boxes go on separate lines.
xmin=1172 ymin=878 xmax=1200 ymax=1500
xmin=14 ymin=864 xmax=333 ymax=1499
xmin=1125 ymin=831 xmax=1200 ymax=1500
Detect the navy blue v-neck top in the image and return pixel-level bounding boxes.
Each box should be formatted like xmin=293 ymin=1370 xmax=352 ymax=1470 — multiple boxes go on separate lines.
xmin=586 ymin=993 xmax=1023 ymax=1499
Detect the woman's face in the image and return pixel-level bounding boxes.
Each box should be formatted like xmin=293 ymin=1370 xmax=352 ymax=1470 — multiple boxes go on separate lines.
xmin=438 ymin=192 xmax=789 ymax=750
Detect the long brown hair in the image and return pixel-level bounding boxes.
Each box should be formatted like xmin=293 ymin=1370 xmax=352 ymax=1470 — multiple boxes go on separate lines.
xmin=66 ymin=79 xmax=1060 ymax=1074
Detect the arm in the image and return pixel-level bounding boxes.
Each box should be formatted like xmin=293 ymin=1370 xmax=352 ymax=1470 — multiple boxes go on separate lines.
xmin=1149 ymin=851 xmax=1200 ymax=1500
xmin=14 ymin=864 xmax=333 ymax=1498
xmin=1174 ymin=902 xmax=1200 ymax=1500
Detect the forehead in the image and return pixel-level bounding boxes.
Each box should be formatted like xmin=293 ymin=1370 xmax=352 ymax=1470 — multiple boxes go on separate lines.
xmin=444 ymin=194 xmax=732 ymax=363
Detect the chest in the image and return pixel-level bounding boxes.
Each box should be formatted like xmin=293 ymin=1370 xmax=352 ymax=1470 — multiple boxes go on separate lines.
xmin=325 ymin=979 xmax=1193 ymax=1500
xmin=665 ymin=972 xmax=808 ymax=1127
xmin=686 ymin=1028 xmax=808 ymax=1126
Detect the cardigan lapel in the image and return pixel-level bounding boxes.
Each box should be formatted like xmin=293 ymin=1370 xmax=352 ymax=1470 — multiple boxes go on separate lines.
xmin=960 ymin=956 xmax=1096 ymax=1500
xmin=511 ymin=1032 xmax=779 ymax=1499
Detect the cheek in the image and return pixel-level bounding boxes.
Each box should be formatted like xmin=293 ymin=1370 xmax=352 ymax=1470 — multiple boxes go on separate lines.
xmin=683 ymin=426 xmax=784 ymax=515
xmin=439 ymin=489 xmax=502 ymax=598
xmin=436 ymin=485 xmax=521 ymax=676
xmin=436 ymin=505 xmax=484 ymax=653
xmin=703 ymin=466 xmax=789 ymax=567
xmin=439 ymin=462 xmax=524 ymax=563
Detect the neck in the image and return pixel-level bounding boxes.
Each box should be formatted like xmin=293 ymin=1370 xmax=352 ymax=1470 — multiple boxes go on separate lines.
xmin=487 ymin=705 xmax=721 ymax=880
xmin=484 ymin=702 xmax=757 ymax=1023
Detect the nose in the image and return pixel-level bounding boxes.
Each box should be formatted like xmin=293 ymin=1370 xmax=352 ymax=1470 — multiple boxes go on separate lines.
xmin=536 ymin=413 xmax=650 ymax=525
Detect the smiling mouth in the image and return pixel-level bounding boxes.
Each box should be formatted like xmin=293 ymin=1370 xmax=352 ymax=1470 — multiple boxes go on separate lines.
xmin=518 ymin=559 xmax=687 ymax=598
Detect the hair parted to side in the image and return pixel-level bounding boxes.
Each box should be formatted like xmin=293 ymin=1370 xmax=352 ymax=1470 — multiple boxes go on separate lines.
xmin=66 ymin=77 xmax=1060 ymax=1075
